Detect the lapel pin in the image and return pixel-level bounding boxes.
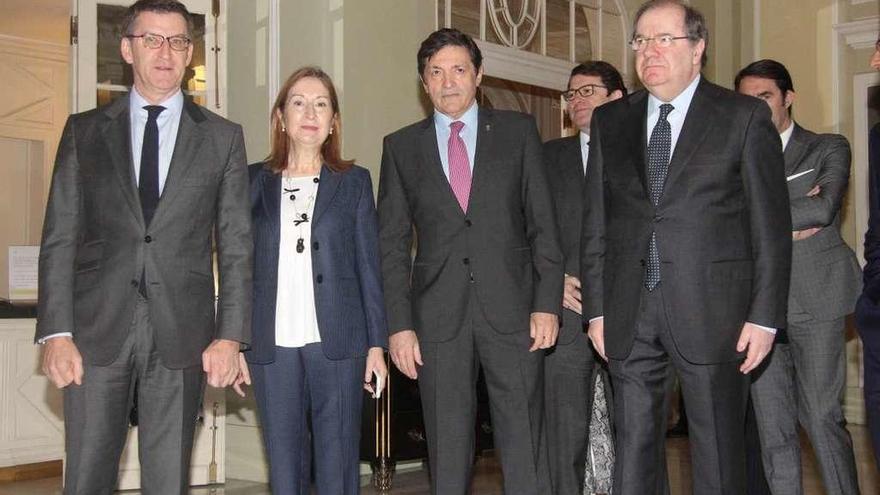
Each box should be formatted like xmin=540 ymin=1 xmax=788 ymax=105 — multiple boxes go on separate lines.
xmin=485 ymin=124 xmax=491 ymax=132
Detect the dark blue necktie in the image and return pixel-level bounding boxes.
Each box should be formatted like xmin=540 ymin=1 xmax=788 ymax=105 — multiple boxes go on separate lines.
xmin=139 ymin=105 xmax=165 ymax=227
xmin=645 ymin=103 xmax=673 ymax=291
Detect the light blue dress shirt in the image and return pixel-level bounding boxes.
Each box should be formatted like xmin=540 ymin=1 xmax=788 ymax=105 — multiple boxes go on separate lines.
xmin=646 ymin=74 xmax=700 ymax=153
xmin=129 ymin=87 xmax=184 ymax=195
xmin=433 ymin=101 xmax=478 ymax=180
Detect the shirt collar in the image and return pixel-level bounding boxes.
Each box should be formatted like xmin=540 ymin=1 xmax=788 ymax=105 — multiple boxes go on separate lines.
xmin=434 ymin=100 xmax=479 ymax=131
xmin=648 ymin=74 xmax=701 ymax=118
xmin=580 ymin=130 xmax=590 ymax=148
xmin=779 ymin=121 xmax=795 ymax=151
xmin=130 ymin=86 xmax=184 ymax=117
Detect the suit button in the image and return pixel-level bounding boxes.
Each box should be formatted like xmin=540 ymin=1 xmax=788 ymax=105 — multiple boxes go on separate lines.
xmin=465 ymin=219 xmax=472 ymax=227
xmin=313 ymin=241 xmax=319 ymax=250
xmin=144 ymin=235 xmax=152 ymax=243
xmin=640 ymin=259 xmax=646 ymax=266
xmin=130 ymin=280 xmax=139 ymax=287
xmin=462 ymin=258 xmax=470 ymax=265
xmin=316 ymin=274 xmax=323 ymax=284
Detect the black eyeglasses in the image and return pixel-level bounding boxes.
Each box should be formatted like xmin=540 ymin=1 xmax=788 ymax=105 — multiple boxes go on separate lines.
xmin=125 ymin=33 xmax=192 ymax=51
xmin=630 ymin=34 xmax=691 ymax=51
xmin=563 ymin=83 xmax=608 ymax=101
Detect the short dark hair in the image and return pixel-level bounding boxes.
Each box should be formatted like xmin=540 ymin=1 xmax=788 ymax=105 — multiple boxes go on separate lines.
xmin=417 ymin=28 xmax=483 ymax=77
xmin=569 ymin=61 xmax=628 ymax=97
xmin=121 ymin=0 xmax=193 ymax=37
xmin=632 ymin=0 xmax=709 ymax=68
xmin=734 ymin=59 xmax=795 ymax=115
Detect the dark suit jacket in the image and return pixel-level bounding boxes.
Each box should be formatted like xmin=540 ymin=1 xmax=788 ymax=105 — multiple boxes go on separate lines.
xmin=863 ymin=123 xmax=880 ymax=302
xmin=544 ymin=135 xmax=586 ymax=345
xmin=36 ymin=94 xmax=253 ymax=369
xmin=378 ymin=107 xmax=563 ymax=341
xmin=580 ymin=78 xmax=791 ymax=364
xmin=785 ymin=124 xmax=860 ymax=320
xmin=247 ymin=163 xmax=388 ymax=363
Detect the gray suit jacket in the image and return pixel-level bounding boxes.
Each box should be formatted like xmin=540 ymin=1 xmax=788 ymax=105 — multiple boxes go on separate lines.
xmin=35 ymin=94 xmax=253 ymax=369
xmin=378 ymin=107 xmax=563 ymax=341
xmin=544 ymin=135 xmax=585 ymax=346
xmin=786 ymin=124 xmax=861 ymax=320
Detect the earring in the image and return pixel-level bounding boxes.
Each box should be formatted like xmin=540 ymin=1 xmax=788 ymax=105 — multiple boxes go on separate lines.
xmin=281 ymin=122 xmax=286 ymax=132
xmin=329 ymin=128 xmax=334 ymax=135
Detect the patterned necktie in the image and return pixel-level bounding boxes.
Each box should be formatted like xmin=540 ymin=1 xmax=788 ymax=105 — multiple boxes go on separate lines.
xmin=139 ymin=105 xmax=165 ymax=227
xmin=645 ymin=103 xmax=674 ymax=290
xmin=448 ymin=120 xmax=472 ymax=212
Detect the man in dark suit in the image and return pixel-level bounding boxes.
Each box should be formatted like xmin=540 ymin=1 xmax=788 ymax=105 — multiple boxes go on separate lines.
xmin=857 ymin=36 xmax=880 ymax=471
xmin=737 ymin=59 xmax=861 ymax=495
xmin=543 ymin=60 xmax=625 ymax=495
xmin=378 ymin=28 xmax=563 ymax=494
xmin=580 ymin=2 xmax=791 ymax=493
xmin=35 ymin=1 xmax=252 ymax=493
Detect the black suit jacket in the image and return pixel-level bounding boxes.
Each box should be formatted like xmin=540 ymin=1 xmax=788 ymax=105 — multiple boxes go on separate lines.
xmin=580 ymin=78 xmax=791 ymax=364
xmin=247 ymin=163 xmax=388 ymax=363
xmin=863 ymin=123 xmax=880 ymax=302
xmin=544 ymin=135 xmax=586 ymax=345
xmin=36 ymin=95 xmax=253 ymax=368
xmin=378 ymin=107 xmax=563 ymax=341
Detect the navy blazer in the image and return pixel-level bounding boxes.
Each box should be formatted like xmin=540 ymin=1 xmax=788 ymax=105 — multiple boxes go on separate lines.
xmin=247 ymin=162 xmax=388 ymax=363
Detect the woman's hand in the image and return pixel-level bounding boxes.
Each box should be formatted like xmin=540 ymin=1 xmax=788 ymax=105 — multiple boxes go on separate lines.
xmin=363 ymin=347 xmax=388 ymax=396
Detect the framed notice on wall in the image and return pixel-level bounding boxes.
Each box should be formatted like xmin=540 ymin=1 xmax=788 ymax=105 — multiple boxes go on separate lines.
xmin=8 ymin=246 xmax=39 ymax=302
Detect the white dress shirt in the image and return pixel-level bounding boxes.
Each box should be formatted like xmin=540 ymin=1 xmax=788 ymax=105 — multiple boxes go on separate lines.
xmin=580 ymin=131 xmax=590 ymax=175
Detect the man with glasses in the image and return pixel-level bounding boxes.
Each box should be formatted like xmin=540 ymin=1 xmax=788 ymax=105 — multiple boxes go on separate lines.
xmin=35 ymin=1 xmax=252 ymax=493
xmin=580 ymin=1 xmax=790 ymax=493
xmin=543 ymin=60 xmax=625 ymax=495
xmin=857 ymin=37 xmax=880 ymax=471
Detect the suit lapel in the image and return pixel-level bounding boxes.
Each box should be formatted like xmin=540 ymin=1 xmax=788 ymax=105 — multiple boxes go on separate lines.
xmin=261 ymin=168 xmax=281 ymax=232
xmin=419 ymin=117 xmax=463 ymax=214
xmin=626 ymin=92 xmax=649 ymax=195
xmin=563 ymin=135 xmax=585 ymax=194
xmin=783 ymin=124 xmax=809 ymax=176
xmin=150 ymin=99 xmax=206 ymax=227
xmin=662 ymin=78 xmax=716 ymax=199
xmin=100 ymin=95 xmax=143 ymax=229
xmin=468 ymin=108 xmax=494 ymax=212
xmin=313 ymin=165 xmax=341 ymax=225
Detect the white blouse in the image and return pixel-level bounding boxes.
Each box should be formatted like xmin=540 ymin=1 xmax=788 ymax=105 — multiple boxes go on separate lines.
xmin=274 ymin=175 xmax=322 ymax=347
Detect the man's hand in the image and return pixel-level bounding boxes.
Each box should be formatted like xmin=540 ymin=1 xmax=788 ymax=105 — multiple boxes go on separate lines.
xmin=202 ymin=339 xmax=241 ymax=388
xmin=587 ymin=318 xmax=607 ymax=361
xmin=736 ymin=322 xmax=775 ymax=373
xmin=364 ymin=347 xmax=388 ymax=395
xmin=389 ymin=330 xmax=422 ymax=379
xmin=529 ymin=312 xmax=559 ymax=352
xmin=232 ymin=352 xmax=251 ymax=397
xmin=42 ymin=336 xmax=84 ymax=388
xmin=563 ymin=274 xmax=583 ymax=315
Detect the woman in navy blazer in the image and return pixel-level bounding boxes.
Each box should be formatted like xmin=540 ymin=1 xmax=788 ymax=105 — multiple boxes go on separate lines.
xmin=238 ymin=66 xmax=387 ymax=494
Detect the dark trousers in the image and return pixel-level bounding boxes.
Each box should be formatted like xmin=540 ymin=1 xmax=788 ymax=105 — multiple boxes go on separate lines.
xmin=856 ymin=293 xmax=880 ymax=470
xmin=63 ymin=296 xmax=204 ymax=495
xmin=250 ymin=343 xmax=365 ymax=495
xmin=417 ymin=292 xmax=550 ymax=495
xmin=544 ymin=331 xmax=602 ymax=495
xmin=609 ymin=286 xmax=749 ymax=495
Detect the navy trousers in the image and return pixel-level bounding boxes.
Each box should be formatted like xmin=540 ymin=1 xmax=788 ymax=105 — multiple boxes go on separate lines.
xmin=251 ymin=344 xmax=366 ymax=495
xmin=856 ymin=294 xmax=880 ymax=469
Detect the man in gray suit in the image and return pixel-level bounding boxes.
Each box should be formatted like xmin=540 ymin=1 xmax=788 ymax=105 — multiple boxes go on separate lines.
xmin=378 ymin=28 xmax=563 ymax=494
xmin=542 ymin=60 xmax=625 ymax=495
xmin=35 ymin=1 xmax=252 ymax=493
xmin=737 ymin=59 xmax=861 ymax=495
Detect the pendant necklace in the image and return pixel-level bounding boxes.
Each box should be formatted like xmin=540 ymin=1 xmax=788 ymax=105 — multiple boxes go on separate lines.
xmin=283 ymin=175 xmax=320 ymax=253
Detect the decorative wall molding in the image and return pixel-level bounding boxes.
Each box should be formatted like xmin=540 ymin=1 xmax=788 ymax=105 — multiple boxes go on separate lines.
xmin=476 ymin=40 xmax=572 ymax=92
xmin=834 ymin=17 xmax=879 ymax=50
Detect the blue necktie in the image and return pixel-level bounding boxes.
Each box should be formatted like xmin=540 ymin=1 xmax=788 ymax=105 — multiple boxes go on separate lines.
xmin=645 ymin=103 xmax=673 ymax=290
xmin=139 ymin=105 xmax=165 ymax=227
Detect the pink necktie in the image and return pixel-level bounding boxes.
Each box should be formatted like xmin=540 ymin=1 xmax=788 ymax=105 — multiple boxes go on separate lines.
xmin=448 ymin=120 xmax=472 ymax=212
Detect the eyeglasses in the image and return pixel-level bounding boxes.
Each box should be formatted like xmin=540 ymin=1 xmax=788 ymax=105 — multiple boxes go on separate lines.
xmin=126 ymin=33 xmax=192 ymax=51
xmin=876 ymin=39 xmax=880 ymax=52
xmin=630 ymin=34 xmax=691 ymax=51
xmin=562 ymin=84 xmax=607 ymax=101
